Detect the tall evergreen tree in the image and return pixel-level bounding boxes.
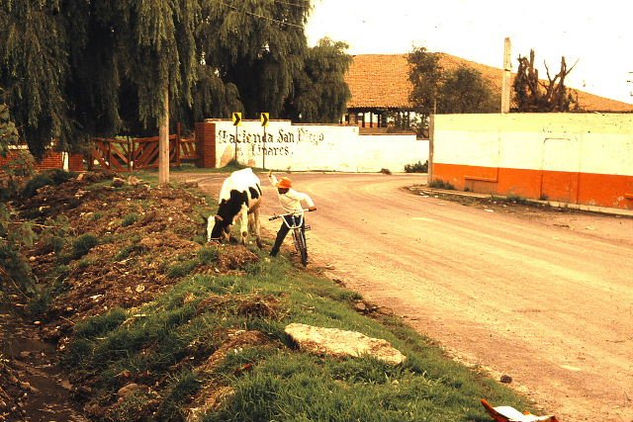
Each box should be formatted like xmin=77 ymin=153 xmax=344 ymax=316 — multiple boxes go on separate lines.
xmin=0 ymin=0 xmax=351 ymax=157
xmin=200 ymin=0 xmax=311 ymax=118
xmin=0 ymin=0 xmax=202 ymax=155
xmin=0 ymin=1 xmax=72 ymax=157
xmin=285 ymin=38 xmax=352 ymax=122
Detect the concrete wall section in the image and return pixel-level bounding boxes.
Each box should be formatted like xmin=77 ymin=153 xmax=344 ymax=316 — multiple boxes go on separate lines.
xmin=355 ymin=136 xmax=428 ymax=173
xmin=204 ymin=119 xmax=428 ymax=173
xmin=432 ymin=113 xmax=633 ymax=209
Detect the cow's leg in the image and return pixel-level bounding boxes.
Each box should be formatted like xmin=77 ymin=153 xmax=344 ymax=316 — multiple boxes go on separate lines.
xmin=223 ymin=226 xmax=232 ymax=243
xmin=206 ymin=216 xmax=214 ymax=242
xmin=239 ymin=203 xmax=249 ymax=245
xmin=251 ymin=207 xmax=262 ymax=248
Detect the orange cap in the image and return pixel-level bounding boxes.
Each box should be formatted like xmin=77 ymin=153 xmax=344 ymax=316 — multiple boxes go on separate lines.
xmin=277 ymin=177 xmax=292 ymax=189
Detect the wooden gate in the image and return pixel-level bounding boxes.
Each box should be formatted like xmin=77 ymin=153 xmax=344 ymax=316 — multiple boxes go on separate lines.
xmin=91 ymin=138 xmax=133 ymax=171
xmin=91 ymin=128 xmax=197 ymax=171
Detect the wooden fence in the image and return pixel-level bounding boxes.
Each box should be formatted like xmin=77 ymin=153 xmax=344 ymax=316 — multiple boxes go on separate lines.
xmin=90 ymin=130 xmax=197 ymax=172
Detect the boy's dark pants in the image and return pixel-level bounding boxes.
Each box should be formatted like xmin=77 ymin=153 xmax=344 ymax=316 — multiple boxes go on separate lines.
xmin=270 ymin=215 xmax=305 ymax=256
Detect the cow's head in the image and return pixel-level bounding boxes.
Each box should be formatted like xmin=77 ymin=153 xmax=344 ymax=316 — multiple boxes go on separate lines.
xmin=208 ymin=190 xmax=247 ymax=243
xmin=209 ymin=214 xmax=231 ymax=242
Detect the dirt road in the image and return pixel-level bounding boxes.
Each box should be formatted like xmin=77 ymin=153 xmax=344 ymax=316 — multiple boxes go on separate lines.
xmin=189 ymin=172 xmax=633 ymax=422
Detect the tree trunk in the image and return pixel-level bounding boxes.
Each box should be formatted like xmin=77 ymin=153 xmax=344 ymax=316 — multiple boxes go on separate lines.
xmin=158 ymin=87 xmax=169 ymax=185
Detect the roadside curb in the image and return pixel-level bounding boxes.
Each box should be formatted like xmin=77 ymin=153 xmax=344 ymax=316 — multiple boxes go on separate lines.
xmin=414 ymin=186 xmax=633 ymax=218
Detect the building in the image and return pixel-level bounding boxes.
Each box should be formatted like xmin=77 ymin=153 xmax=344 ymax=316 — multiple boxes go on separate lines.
xmin=343 ymin=53 xmax=633 ymax=130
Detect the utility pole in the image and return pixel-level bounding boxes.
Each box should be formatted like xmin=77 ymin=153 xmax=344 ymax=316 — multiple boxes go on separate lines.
xmin=501 ymin=37 xmax=512 ymax=113
xmin=158 ymin=86 xmax=170 ymax=185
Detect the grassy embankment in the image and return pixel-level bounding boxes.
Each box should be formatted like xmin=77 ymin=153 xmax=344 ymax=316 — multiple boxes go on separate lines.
xmin=4 ymin=169 xmax=535 ymax=421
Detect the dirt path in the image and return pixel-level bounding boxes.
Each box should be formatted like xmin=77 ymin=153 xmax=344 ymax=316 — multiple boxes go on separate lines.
xmin=0 ymin=306 xmax=88 ymax=422
xmin=188 ymin=172 xmax=633 ymax=422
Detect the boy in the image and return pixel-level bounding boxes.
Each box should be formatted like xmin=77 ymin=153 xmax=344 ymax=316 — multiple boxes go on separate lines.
xmin=268 ymin=171 xmax=317 ymax=257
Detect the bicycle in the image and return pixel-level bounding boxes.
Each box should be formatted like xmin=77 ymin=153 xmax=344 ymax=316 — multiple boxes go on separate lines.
xmin=269 ymin=209 xmax=315 ymax=266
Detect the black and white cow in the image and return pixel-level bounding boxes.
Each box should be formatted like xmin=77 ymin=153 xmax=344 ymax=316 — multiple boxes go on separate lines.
xmin=207 ymin=168 xmax=262 ymax=246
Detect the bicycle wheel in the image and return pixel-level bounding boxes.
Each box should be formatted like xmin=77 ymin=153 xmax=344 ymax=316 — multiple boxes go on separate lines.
xmin=292 ymin=228 xmax=308 ymax=266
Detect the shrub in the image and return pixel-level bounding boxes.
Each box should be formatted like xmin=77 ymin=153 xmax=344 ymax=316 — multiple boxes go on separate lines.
xmin=7 ymin=221 xmax=36 ymax=248
xmin=404 ymin=160 xmax=428 ymax=173
xmin=507 ymin=194 xmax=529 ymax=205
xmin=121 ymin=213 xmax=139 ymax=227
xmin=22 ymin=173 xmax=54 ymax=198
xmin=0 ymin=241 xmax=35 ymax=294
xmin=72 ymin=234 xmax=98 ymax=259
xmin=21 ymin=169 xmax=76 ymax=198
xmin=50 ymin=236 xmax=65 ymax=254
xmin=115 ymin=244 xmax=147 ymax=261
xmin=47 ymin=169 xmax=76 ymax=185
xmin=29 ymin=288 xmax=51 ymax=315
xmin=428 ymin=179 xmax=455 ymax=190
xmin=78 ymin=258 xmax=95 ymax=269
xmin=0 ymin=150 xmax=35 ymax=200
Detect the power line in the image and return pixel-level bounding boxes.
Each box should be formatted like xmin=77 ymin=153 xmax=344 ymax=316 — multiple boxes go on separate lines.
xmin=218 ymin=1 xmax=305 ymax=29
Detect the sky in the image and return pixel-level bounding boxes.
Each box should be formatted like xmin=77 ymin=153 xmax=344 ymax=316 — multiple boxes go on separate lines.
xmin=304 ymin=0 xmax=633 ymax=104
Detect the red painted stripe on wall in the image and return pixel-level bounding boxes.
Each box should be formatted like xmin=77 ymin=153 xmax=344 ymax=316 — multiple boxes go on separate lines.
xmin=434 ymin=163 xmax=633 ymax=209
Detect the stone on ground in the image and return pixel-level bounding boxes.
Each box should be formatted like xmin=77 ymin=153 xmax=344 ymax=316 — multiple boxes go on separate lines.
xmin=284 ymin=323 xmax=406 ymax=365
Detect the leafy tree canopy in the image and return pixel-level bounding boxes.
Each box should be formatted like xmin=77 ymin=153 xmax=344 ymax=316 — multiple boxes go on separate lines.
xmin=437 ymin=66 xmax=498 ymax=114
xmin=408 ymin=47 xmax=497 ymax=135
xmin=408 ymin=47 xmax=443 ymax=119
xmin=0 ymin=0 xmax=351 ymax=157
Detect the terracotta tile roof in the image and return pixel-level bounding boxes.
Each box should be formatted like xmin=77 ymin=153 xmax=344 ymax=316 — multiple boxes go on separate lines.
xmin=345 ymin=53 xmax=633 ymax=112
xmin=345 ymin=54 xmax=414 ymax=109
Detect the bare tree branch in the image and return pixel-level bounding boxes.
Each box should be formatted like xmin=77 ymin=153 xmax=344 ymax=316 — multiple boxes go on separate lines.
xmin=512 ymin=49 xmax=578 ymax=112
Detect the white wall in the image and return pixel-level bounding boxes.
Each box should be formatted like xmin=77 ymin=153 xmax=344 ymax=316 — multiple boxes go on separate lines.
xmin=433 ymin=113 xmax=633 ymax=176
xmin=209 ymin=119 xmax=428 ymax=172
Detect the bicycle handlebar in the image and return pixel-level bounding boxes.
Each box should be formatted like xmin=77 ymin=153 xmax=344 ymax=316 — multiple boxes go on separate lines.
xmin=268 ymin=208 xmax=315 ymax=221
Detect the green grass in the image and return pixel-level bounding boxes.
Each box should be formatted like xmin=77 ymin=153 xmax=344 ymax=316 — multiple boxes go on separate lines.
xmin=167 ymin=259 xmax=199 ymax=278
xmin=197 ymin=246 xmax=220 ymax=265
xmin=133 ymin=160 xmax=264 ymax=178
xmin=67 ymin=249 xmax=533 ymax=422
xmin=13 ymin=172 xmax=536 ymax=421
